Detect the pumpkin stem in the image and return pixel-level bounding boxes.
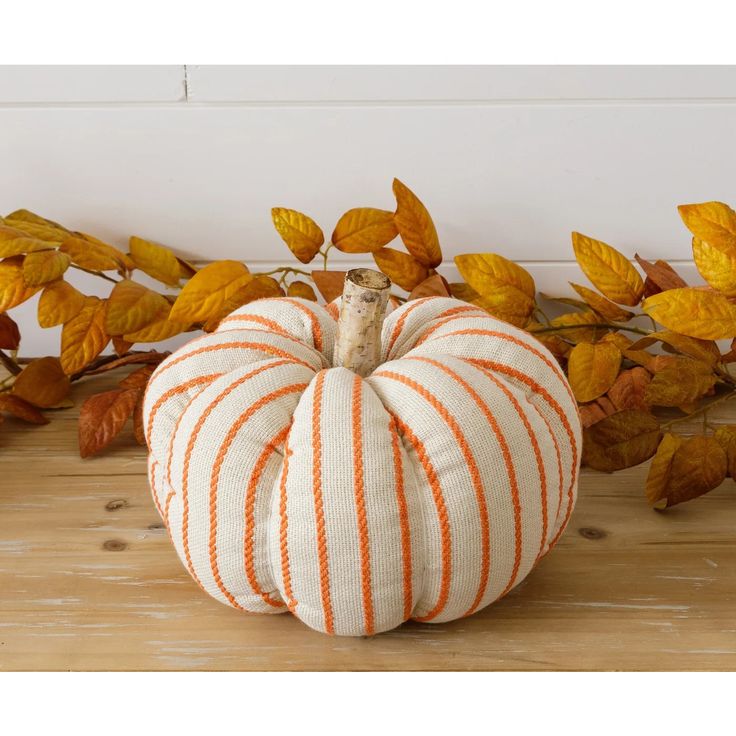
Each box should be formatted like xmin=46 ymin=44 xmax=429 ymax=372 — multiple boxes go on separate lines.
xmin=334 ymin=268 xmax=391 ymax=376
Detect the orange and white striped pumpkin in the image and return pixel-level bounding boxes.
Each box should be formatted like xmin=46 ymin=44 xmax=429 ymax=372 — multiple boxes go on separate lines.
xmin=144 ymin=296 xmax=581 ymax=636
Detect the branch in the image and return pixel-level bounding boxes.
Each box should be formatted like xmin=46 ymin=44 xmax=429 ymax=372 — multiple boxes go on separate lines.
xmin=530 ymin=322 xmax=651 ymax=336
xmin=0 ymin=349 xmax=22 ymax=376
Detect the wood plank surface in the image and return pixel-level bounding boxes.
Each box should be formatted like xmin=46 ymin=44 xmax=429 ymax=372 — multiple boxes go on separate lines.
xmin=1 ymin=369 xmax=734 ymax=671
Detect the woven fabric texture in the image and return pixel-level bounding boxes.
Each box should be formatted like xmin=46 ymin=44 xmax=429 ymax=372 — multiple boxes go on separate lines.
xmin=144 ymin=296 xmax=582 ymax=636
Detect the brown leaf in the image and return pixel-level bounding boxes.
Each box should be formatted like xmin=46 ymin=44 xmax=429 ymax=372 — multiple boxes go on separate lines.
xmin=0 ymin=256 xmax=41 ymax=311
xmin=714 ymin=426 xmax=736 ymax=478
xmin=408 ymin=274 xmax=451 ymax=300
xmin=644 ymin=356 xmax=716 ymax=407
xmin=634 ymin=255 xmax=687 ymax=294
xmin=0 ymin=312 xmax=20 ymax=350
xmin=373 ymin=248 xmax=428 ymax=291
xmin=132 ymin=391 xmax=146 ymax=446
xmin=78 ymin=388 xmax=139 ymax=458
xmin=642 ymin=287 xmax=736 ymax=340
xmin=286 ymin=280 xmax=318 ymax=301
xmin=119 ymin=364 xmax=156 ymax=389
xmin=392 ymin=178 xmax=442 ymax=268
xmin=105 ymin=279 xmax=170 ymax=336
xmin=645 ymin=433 xmax=684 ymax=507
xmin=84 ymin=351 xmax=167 ymax=376
xmin=112 ymin=336 xmax=133 ymax=356
xmin=0 ymin=393 xmax=48 ymax=424
xmin=607 ymin=367 xmax=651 ymax=412
xmin=664 ymin=436 xmax=727 ymax=507
xmin=582 ymin=409 xmax=662 ymax=471
xmin=271 ymin=208 xmax=324 ymax=264
xmin=568 ymin=342 xmax=622 ymax=403
xmin=311 ymin=270 xmax=346 ymax=303
xmin=569 ymin=282 xmax=635 ymax=322
xmin=12 ymin=357 xmax=70 ymax=408
xmin=331 ymin=208 xmax=398 ymax=253
xmin=128 ymin=236 xmax=182 ymax=287
xmin=60 ymin=297 xmax=110 ymax=375
xmin=37 ymin=280 xmax=86 ymax=328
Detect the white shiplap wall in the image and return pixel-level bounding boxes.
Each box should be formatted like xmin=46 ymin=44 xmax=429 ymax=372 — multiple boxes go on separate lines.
xmin=1 ymin=65 xmax=734 ymax=355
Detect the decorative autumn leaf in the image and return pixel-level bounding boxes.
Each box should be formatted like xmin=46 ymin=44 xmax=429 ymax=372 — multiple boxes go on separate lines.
xmin=642 ymin=287 xmax=736 ymax=340
xmin=692 ymin=237 xmax=736 ymax=296
xmin=4 ymin=209 xmax=70 ymax=242
xmin=119 ymin=364 xmax=156 ymax=389
xmin=177 ymin=257 xmax=198 ymax=280
xmin=373 ymin=248 xmax=429 ymax=291
xmin=678 ymin=201 xmax=736 ymax=251
xmin=202 ymin=275 xmax=285 ymax=331
xmin=607 ymin=367 xmax=651 ymax=412
xmin=287 ymin=280 xmax=318 ymax=301
xmin=132 ymin=391 xmax=146 ymax=446
xmin=568 ymin=342 xmax=622 ymax=403
xmin=311 ymin=270 xmax=346 ymax=303
xmin=408 ymin=274 xmax=451 ymax=300
xmin=0 ymin=256 xmax=41 ymax=312
xmin=663 ymin=436 xmax=727 ymax=507
xmin=60 ymin=297 xmax=110 ymax=375
xmin=634 ymin=255 xmax=687 ymax=295
xmin=112 ymin=336 xmax=133 ymax=356
xmin=105 ymin=279 xmax=170 ymax=336
xmin=579 ymin=396 xmax=617 ymax=428
xmin=60 ymin=236 xmax=127 ymax=273
xmin=539 ymin=292 xmax=589 ymax=311
xmin=569 ymin=282 xmax=635 ymax=322
xmin=123 ymin=304 xmax=190 ymax=343
xmin=628 ymin=330 xmax=720 ymax=367
xmin=331 ymin=208 xmax=398 ymax=253
xmin=392 ymin=178 xmax=442 ymax=268
xmin=128 ymin=236 xmax=182 ymax=287
xmin=12 ymin=357 xmax=70 ymax=408
xmin=582 ymin=409 xmax=662 ymax=472
xmin=645 ymin=433 xmax=683 ymax=508
xmin=83 ymin=351 xmax=167 ymax=376
xmin=22 ymin=249 xmax=71 ymax=286
xmin=449 ymin=282 xmax=478 ymax=302
xmin=526 ymin=321 xmax=572 ymax=359
xmin=169 ymin=260 xmax=252 ymax=323
xmin=600 ymin=332 xmax=654 ymax=370
xmin=0 ymin=313 xmax=20 ymax=350
xmin=78 ymin=388 xmax=140 ymax=458
xmin=0 ymin=224 xmax=56 ymax=257
xmin=37 ymin=280 xmax=86 ymax=328
xmin=644 ymin=356 xmax=716 ymax=408
xmin=0 ymin=393 xmax=48 ymax=424
xmin=714 ymin=426 xmax=736 ymax=478
xmin=572 ymin=232 xmax=644 ymax=306
xmin=271 ymin=208 xmax=324 ymax=264
xmin=543 ymin=310 xmax=606 ymax=344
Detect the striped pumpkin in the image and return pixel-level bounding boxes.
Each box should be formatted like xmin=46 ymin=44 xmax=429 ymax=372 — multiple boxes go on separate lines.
xmin=144 ymin=296 xmax=581 ymax=636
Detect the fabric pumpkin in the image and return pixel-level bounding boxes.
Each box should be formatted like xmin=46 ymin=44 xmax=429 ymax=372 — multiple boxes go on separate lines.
xmin=144 ymin=296 xmax=581 ymax=636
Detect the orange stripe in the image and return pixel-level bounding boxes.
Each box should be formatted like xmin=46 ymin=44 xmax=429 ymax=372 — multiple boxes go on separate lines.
xmin=278 ymin=439 xmax=298 ymax=612
xmin=379 ymin=363 xmax=493 ymax=615
xmin=389 ymin=417 xmax=413 ymax=621
xmin=283 ymin=298 xmax=324 ymax=353
xmin=218 ymin=313 xmax=291 ymax=335
xmin=208 ymin=383 xmax=306 ymax=610
xmin=385 ymin=299 xmax=426 ymax=357
xmin=351 ymin=375 xmax=374 ymax=635
xmin=311 ymin=371 xmax=335 ymax=634
xmin=412 ymin=311 xmax=493 ymax=348
xmin=165 ymin=384 xmax=211 ymax=488
xmin=145 ymin=373 xmax=223 ymax=446
xmin=325 ymin=302 xmax=339 ymax=320
xmin=243 ymin=425 xmax=291 ymax=609
xmin=163 ymin=489 xmax=175 ymax=525
xmin=178 ymin=359 xmax=296 ymax=590
xmin=149 ymin=459 xmax=164 ymax=519
xmin=391 ymin=416 xmax=451 ymax=622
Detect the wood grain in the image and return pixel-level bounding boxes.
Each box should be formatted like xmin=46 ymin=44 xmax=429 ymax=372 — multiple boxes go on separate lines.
xmin=1 ymin=370 xmax=735 ymax=671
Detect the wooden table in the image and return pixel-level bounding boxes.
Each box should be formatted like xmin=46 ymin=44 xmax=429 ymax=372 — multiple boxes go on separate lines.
xmin=1 ymin=370 xmax=734 ymax=671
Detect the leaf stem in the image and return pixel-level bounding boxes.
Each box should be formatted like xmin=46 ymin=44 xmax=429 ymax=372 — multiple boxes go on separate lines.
xmin=530 ymin=322 xmax=651 ymax=336
xmin=320 ymin=243 xmax=334 ymax=270
xmin=259 ymin=266 xmax=311 ymax=279
xmin=69 ymin=264 xmax=121 ymax=284
xmin=660 ymin=389 xmax=736 ymax=431
xmin=0 ymin=349 xmax=22 ymax=376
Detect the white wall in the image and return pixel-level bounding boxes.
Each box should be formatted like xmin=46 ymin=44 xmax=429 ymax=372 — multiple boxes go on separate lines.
xmin=1 ymin=65 xmax=733 ymax=355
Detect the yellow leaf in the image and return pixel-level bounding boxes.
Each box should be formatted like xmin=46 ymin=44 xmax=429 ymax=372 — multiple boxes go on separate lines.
xmin=544 ymin=310 xmax=606 ymax=344
xmin=664 ymin=436 xmax=727 ymax=507
xmin=0 ymin=256 xmax=41 ymax=311
xmin=106 ymin=279 xmax=170 ymax=335
xmin=692 ymin=236 xmax=736 ymax=296
xmin=582 ymin=409 xmax=662 ymax=472
xmin=568 ymin=342 xmax=622 ymax=403
xmin=169 ymin=260 xmax=252 ymax=323
xmin=642 ymin=287 xmax=736 ymax=340
xmin=123 ymin=303 xmax=190 ymax=343
xmin=449 ymin=282 xmax=479 ymax=302
xmin=678 ymin=201 xmax=736 ymax=251
xmin=373 ymin=247 xmax=428 ymax=291
xmin=37 ymin=280 xmax=86 ymax=328
xmin=271 ymin=208 xmax=324 ymax=264
xmin=644 ymin=356 xmax=716 ymax=407
xmin=0 ymin=225 xmax=57 ymax=257
xmin=645 ymin=433 xmax=683 ymax=507
xmin=60 ymin=236 xmax=128 ymax=273
xmin=628 ymin=330 xmax=720 ymax=367
xmin=4 ymin=209 xmax=70 ymax=242
xmin=392 ymin=178 xmax=442 ymax=268
xmin=12 ymin=357 xmax=70 ymax=408
xmin=177 ymin=257 xmax=198 ymax=280
xmin=569 ymin=282 xmax=635 ymax=322
xmin=599 ymin=332 xmax=654 ymax=370
xmin=22 ymin=249 xmax=71 ymax=286
xmin=60 ymin=297 xmax=110 ymax=374
xmin=455 ymin=253 xmax=535 ymax=299
xmin=128 ymin=236 xmax=182 ymax=287
xmin=572 ymin=232 xmax=644 ymax=306
xmin=332 ymin=208 xmax=398 ymax=253
xmin=287 ymin=280 xmax=318 ymax=301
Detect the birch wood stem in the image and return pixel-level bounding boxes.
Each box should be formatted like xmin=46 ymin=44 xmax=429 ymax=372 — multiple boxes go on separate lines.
xmin=334 ymin=268 xmax=391 ymax=376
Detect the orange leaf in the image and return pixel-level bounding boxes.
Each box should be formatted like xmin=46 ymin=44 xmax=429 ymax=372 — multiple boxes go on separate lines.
xmin=129 ymin=236 xmax=182 ymax=287
xmin=663 ymin=436 xmax=727 ymax=507
xmin=169 ymin=260 xmax=251 ymax=323
xmin=645 ymin=433 xmax=683 ymax=507
xmin=644 ymin=356 xmax=716 ymax=407
xmin=568 ymin=342 xmax=622 ymax=402
xmin=119 ymin=364 xmax=156 ymax=390
xmin=572 ymin=232 xmax=644 ymax=306
xmin=37 ymin=280 xmax=86 ymax=328
xmin=60 ymin=297 xmax=110 ymax=375
xmin=271 ymin=208 xmax=324 ymax=264
xmin=12 ymin=357 xmax=70 ymax=408
xmin=373 ymin=247 xmax=428 ymax=291
xmin=332 ymin=208 xmax=398 ymax=253
xmin=311 ymin=270 xmax=346 ymax=303
xmin=112 ymin=336 xmax=133 ymax=356
xmin=0 ymin=256 xmax=41 ymax=312
xmin=408 ymin=274 xmax=451 ymax=300
xmin=132 ymin=391 xmax=146 ymax=446
xmin=579 ymin=396 xmax=618 ymax=428
xmin=569 ymin=282 xmax=634 ymax=322
xmin=78 ymin=388 xmax=139 ymax=458
xmin=84 ymin=351 xmax=167 ymax=376
xmin=0 ymin=393 xmax=48 ymax=424
xmin=0 ymin=313 xmax=20 ymax=350
xmin=582 ymin=409 xmax=661 ymax=472
xmin=607 ymin=367 xmax=651 ymax=412
xmin=678 ymin=201 xmax=736 ymax=251
xmin=642 ymin=287 xmax=736 ymax=340
xmin=634 ymin=255 xmax=687 ymax=294
xmin=392 ymin=178 xmax=442 ymax=268
xmin=287 ymin=280 xmax=318 ymax=301
xmin=22 ymin=249 xmax=71 ymax=286
xmin=105 ymin=279 xmax=170 ymax=336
